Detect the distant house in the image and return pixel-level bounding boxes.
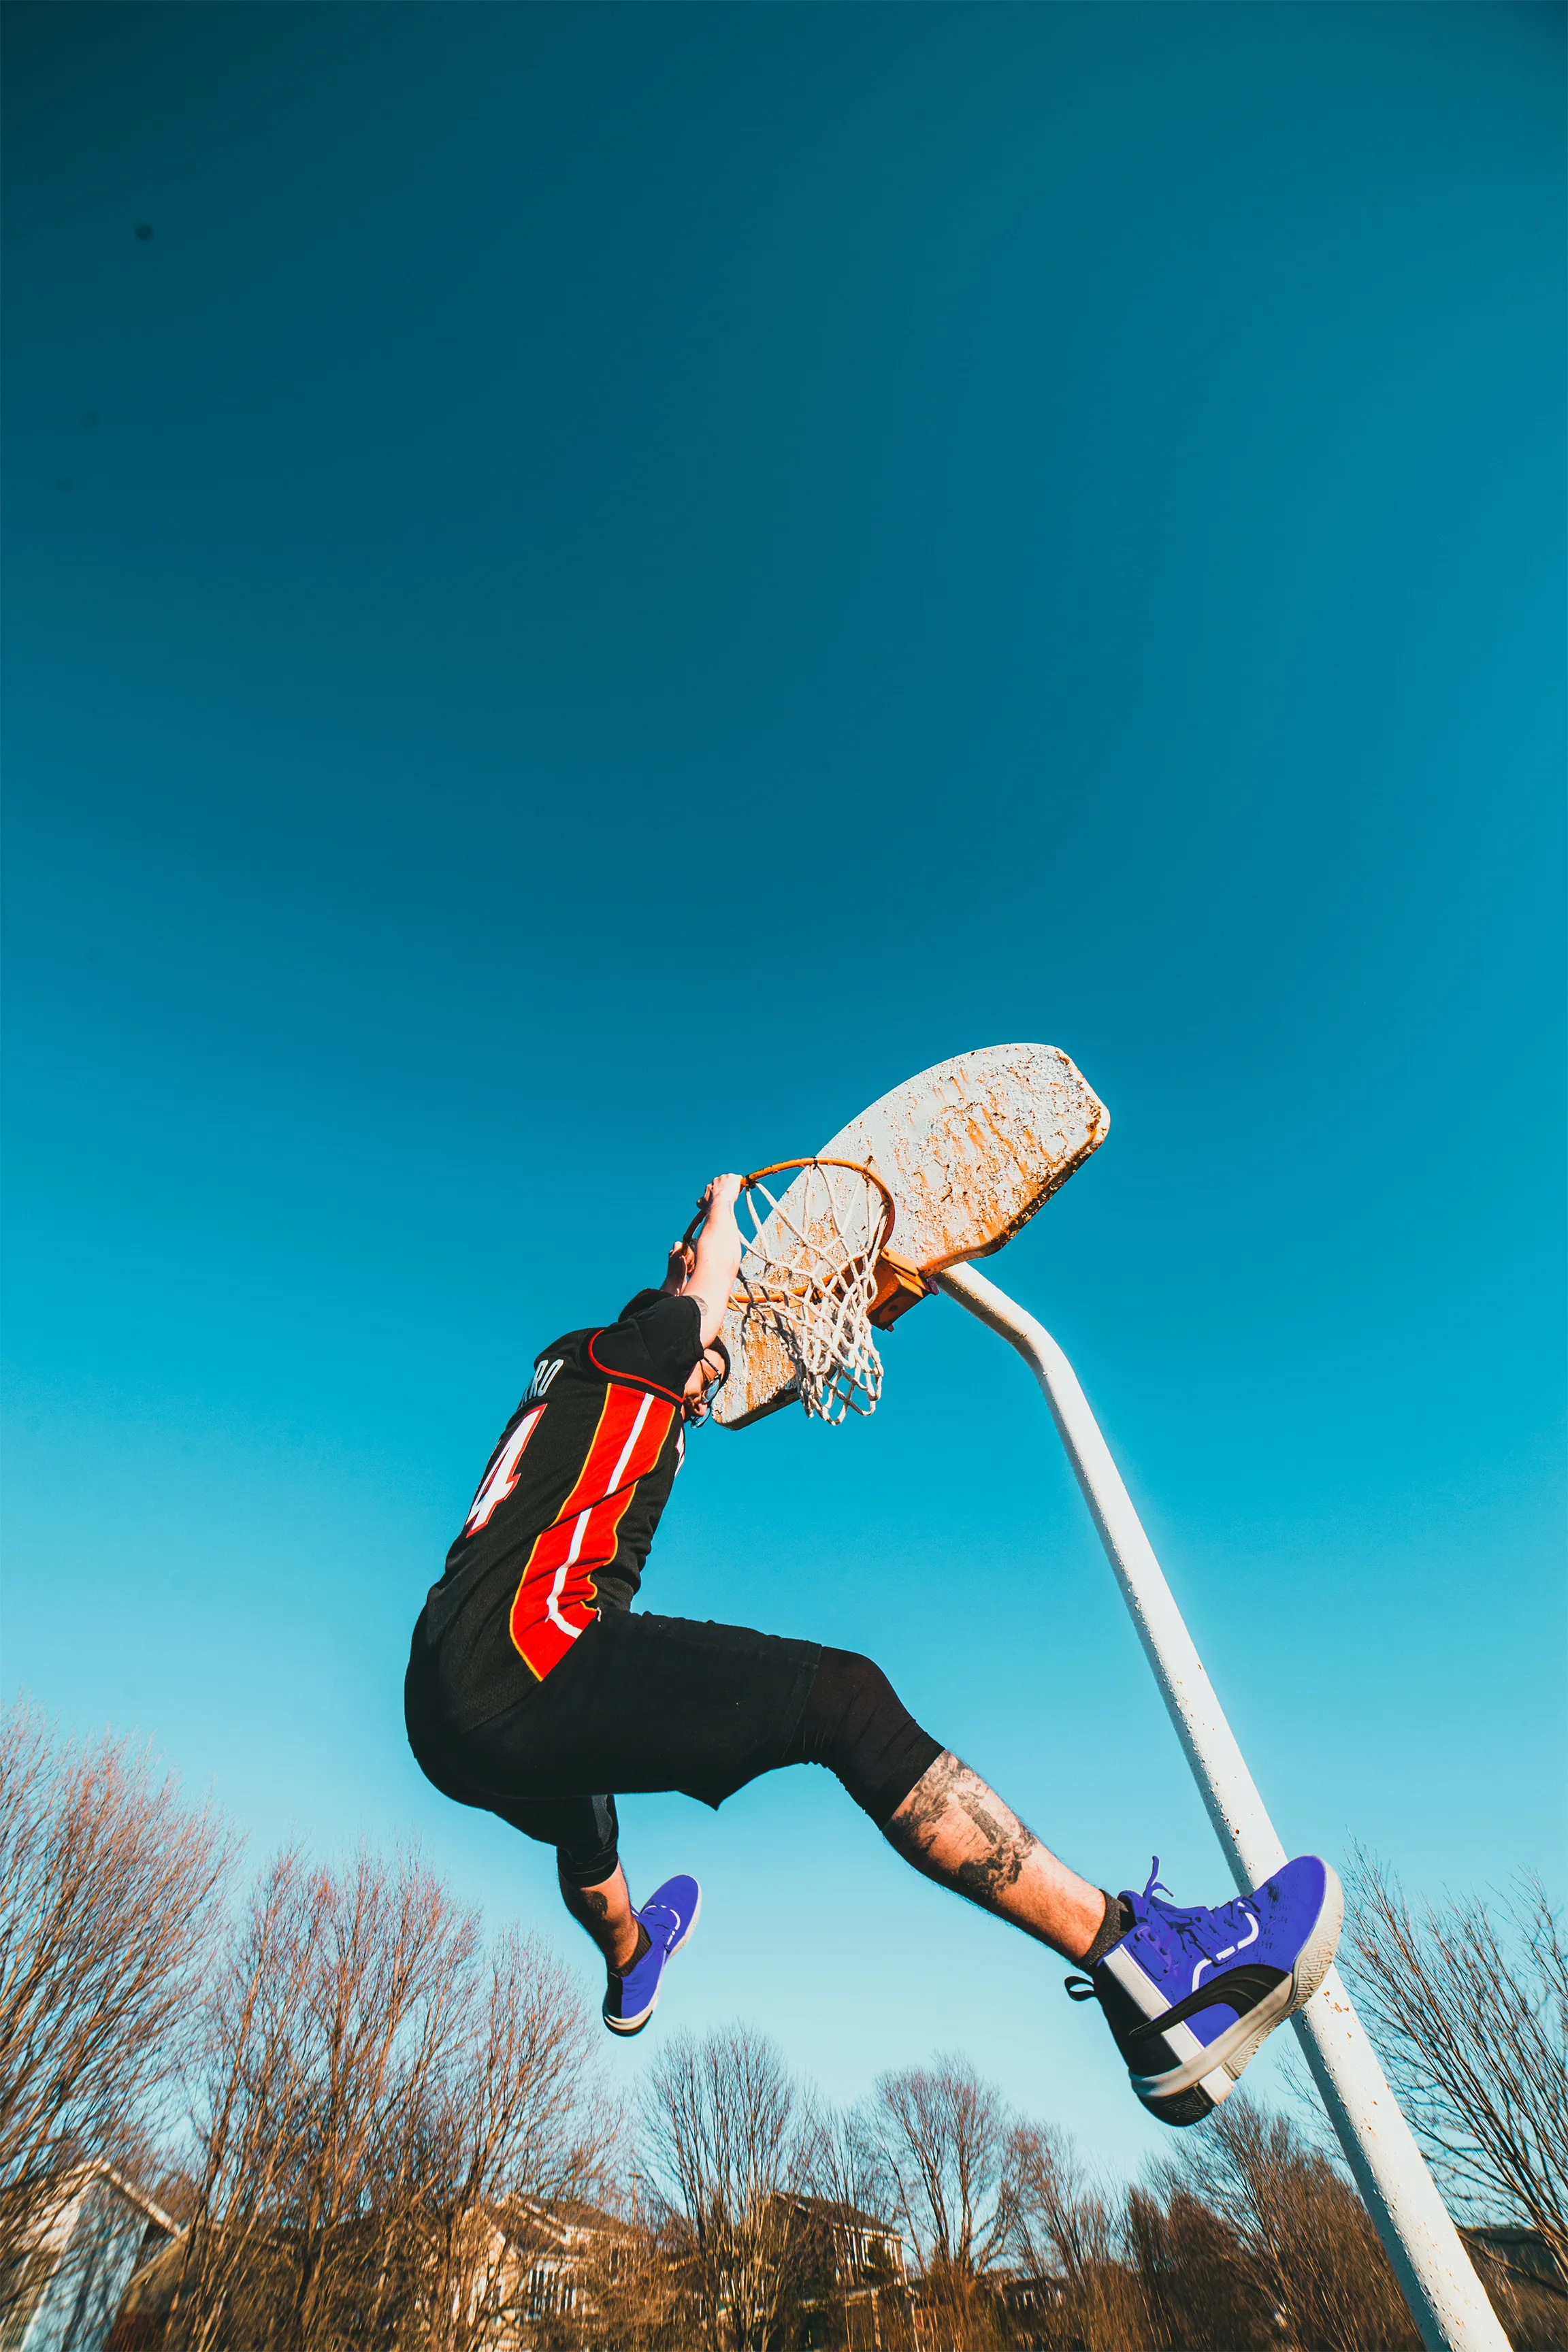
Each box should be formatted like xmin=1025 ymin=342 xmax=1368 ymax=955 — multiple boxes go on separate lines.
xmin=0 ymin=2168 xmax=174 ymax=2352
xmin=502 ymin=2193 xmax=641 ymax=2336
xmin=102 ymin=2229 xmax=186 ymax=2352
xmin=990 ymin=2268 xmax=1070 ymax=2352
xmin=784 ymin=2198 xmax=907 ymax=2290
xmin=1463 ymin=2225 xmax=1567 ymax=2294
xmin=1461 ymin=2226 xmax=1568 ymax=2344
xmin=99 ymin=2193 xmax=641 ymax=2352
xmin=771 ymin=2195 xmax=913 ymax=2351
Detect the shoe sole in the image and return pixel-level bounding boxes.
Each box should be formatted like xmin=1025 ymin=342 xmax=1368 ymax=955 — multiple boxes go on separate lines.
xmin=1132 ymin=1863 xmax=1344 ymax=2120
xmin=603 ymin=1885 xmax=704 ymax=2038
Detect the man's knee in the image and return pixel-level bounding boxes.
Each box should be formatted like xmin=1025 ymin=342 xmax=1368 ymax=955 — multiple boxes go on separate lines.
xmin=793 ymin=1648 xmax=943 ymax=1827
xmin=551 ymin=1794 xmax=621 ymax=1889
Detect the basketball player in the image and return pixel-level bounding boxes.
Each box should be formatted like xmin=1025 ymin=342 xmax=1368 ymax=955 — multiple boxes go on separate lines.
xmin=405 ymin=1175 xmax=1341 ymax=2127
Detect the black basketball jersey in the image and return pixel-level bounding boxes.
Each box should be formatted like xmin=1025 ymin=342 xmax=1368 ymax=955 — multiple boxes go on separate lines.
xmin=417 ymin=1292 xmax=705 ymax=1729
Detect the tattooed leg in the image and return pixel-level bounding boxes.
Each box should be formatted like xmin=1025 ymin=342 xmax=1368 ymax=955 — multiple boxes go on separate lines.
xmin=885 ymin=1752 xmax=1108 ymax=1961
xmin=557 ymin=1862 xmax=643 ymax=1972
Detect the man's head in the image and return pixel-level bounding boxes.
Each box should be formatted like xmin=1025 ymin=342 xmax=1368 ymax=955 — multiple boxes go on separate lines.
xmin=681 ymin=1335 xmax=730 ymax=1421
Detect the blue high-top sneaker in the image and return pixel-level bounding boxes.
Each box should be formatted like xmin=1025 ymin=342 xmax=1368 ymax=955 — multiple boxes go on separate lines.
xmin=1067 ymin=1857 xmax=1343 ymax=2126
xmin=602 ymin=1875 xmax=702 ymax=2038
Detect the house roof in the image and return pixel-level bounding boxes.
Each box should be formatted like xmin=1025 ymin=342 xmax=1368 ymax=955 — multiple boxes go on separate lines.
xmin=116 ymin=2230 xmax=193 ymax=2317
xmin=779 ymin=2193 xmax=901 ymax=2234
xmin=500 ymin=2193 xmax=640 ymax=2247
xmin=1463 ymin=2227 xmax=1568 ymax=2296
xmin=19 ymin=2162 xmax=176 ymax=2260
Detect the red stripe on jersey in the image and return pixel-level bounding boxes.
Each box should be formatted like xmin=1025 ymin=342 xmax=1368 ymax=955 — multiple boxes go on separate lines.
xmin=509 ymin=1384 xmax=678 ymax=1681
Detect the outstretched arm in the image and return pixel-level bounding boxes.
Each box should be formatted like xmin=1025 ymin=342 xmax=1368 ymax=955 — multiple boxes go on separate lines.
xmin=667 ymin=1173 xmax=744 ymax=1345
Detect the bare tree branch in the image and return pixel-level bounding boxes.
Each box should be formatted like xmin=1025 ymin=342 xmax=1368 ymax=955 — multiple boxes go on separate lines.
xmin=1157 ymin=2093 xmax=1422 ymax=2352
xmin=850 ymin=2055 xmax=1020 ymax=2349
xmin=1340 ymin=1851 xmax=1567 ymax=2285
xmin=0 ymin=1699 xmax=231 ymax=2281
xmin=639 ymin=2025 xmax=807 ymax=2352
xmin=168 ymin=1844 xmax=604 ymax=2352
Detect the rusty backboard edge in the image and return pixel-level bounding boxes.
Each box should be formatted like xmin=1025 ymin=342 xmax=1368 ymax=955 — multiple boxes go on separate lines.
xmin=924 ymin=1099 xmax=1111 ymax=1274
xmin=717 ymin=1377 xmax=802 ymax=1432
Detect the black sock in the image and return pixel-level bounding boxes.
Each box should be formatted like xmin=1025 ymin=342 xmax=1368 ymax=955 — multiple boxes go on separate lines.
xmin=1078 ymin=1891 xmax=1132 ymax=1970
xmin=610 ymin=1921 xmax=651 ymax=1977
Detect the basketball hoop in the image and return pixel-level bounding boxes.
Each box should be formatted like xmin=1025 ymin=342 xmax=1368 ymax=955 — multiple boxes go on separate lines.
xmin=685 ymin=1160 xmax=896 ymax=1424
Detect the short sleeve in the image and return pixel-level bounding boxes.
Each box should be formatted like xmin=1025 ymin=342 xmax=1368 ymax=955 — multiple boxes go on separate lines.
xmin=592 ymin=1293 xmax=705 ymax=1396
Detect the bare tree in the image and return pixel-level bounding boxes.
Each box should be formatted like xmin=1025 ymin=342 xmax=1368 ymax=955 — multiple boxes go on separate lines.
xmin=1158 ymin=2093 xmax=1422 ymax=2352
xmin=164 ymin=1849 xmax=326 ymax=2349
xmin=168 ymin=1844 xmax=604 ymax=2352
xmin=1009 ymin=2123 xmax=1149 ymax=2352
xmin=796 ymin=2104 xmax=915 ymax=2352
xmin=1124 ymin=2182 xmax=1271 ymax=2352
xmin=639 ymin=2025 xmax=807 ymax=2352
xmin=850 ymin=2055 xmax=1021 ymax=2350
xmin=1341 ymin=1853 xmax=1567 ymax=2287
xmin=0 ymin=1700 xmax=230 ymax=2286
xmin=570 ymin=2207 xmax=696 ymax=2352
xmin=289 ymin=1845 xmax=480 ymax=2347
xmin=400 ymin=1926 xmax=610 ymax=2352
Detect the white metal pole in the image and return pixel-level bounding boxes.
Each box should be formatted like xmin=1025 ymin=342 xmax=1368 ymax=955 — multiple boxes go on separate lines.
xmin=937 ymin=1260 xmax=1508 ymax=2352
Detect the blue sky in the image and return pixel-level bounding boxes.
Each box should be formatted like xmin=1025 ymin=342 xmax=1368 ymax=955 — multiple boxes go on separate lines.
xmin=3 ymin=3 xmax=1563 ymax=2181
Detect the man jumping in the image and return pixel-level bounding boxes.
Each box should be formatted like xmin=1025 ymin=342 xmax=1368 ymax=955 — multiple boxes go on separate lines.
xmin=405 ymin=1174 xmax=1341 ymax=2127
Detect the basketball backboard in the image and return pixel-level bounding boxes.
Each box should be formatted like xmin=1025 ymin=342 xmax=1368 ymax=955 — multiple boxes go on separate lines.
xmin=713 ymin=1043 xmax=1108 ymax=1427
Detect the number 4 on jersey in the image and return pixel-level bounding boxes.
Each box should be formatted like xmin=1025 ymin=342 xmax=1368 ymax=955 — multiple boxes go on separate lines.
xmin=464 ymin=1405 xmax=546 ymax=1537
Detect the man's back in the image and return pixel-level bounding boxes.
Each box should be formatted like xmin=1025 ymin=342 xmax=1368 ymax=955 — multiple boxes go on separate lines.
xmin=414 ymin=1290 xmax=703 ymax=1722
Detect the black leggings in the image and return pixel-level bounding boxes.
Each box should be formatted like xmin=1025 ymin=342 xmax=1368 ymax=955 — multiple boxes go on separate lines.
xmin=405 ymin=1608 xmax=943 ymax=1887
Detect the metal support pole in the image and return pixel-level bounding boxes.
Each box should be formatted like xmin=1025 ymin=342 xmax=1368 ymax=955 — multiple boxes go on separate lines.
xmin=938 ymin=1260 xmax=1507 ymax=2352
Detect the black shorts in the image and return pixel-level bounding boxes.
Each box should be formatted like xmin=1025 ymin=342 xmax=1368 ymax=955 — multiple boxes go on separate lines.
xmin=404 ymin=1607 xmax=941 ymax=1885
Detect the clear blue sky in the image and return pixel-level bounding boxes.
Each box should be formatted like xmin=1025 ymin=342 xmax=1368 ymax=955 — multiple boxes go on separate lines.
xmin=3 ymin=3 xmax=1562 ymax=2182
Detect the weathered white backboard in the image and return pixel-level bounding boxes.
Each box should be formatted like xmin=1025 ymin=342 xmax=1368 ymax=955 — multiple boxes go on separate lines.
xmin=715 ymin=1043 xmax=1108 ymax=1427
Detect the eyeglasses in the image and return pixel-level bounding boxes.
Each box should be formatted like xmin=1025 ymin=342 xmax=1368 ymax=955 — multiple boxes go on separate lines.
xmin=685 ymin=1343 xmax=731 ymax=1423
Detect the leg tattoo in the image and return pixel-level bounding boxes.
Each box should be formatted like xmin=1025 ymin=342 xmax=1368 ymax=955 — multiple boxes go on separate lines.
xmin=885 ymin=1752 xmax=1108 ymax=1961
xmin=558 ymin=1864 xmax=642 ymax=1972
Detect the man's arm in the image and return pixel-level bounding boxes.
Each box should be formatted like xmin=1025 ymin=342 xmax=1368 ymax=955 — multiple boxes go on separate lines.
xmin=666 ymin=1173 xmax=743 ymax=1345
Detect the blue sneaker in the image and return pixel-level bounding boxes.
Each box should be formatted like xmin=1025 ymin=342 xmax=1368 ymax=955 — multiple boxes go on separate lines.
xmin=1067 ymin=1856 xmax=1343 ymax=2127
xmin=602 ymin=1874 xmax=702 ymax=2037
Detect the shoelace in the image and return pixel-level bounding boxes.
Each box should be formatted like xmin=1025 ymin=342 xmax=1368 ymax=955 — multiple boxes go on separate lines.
xmin=1136 ymin=1859 xmax=1260 ymax=1973
xmin=1063 ymin=1859 xmax=1260 ymax=2004
xmin=1064 ymin=1863 xmax=1164 ymax=2004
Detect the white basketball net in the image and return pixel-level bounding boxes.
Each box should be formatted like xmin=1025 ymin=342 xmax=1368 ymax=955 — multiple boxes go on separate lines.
xmin=734 ymin=1162 xmax=892 ymax=1423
